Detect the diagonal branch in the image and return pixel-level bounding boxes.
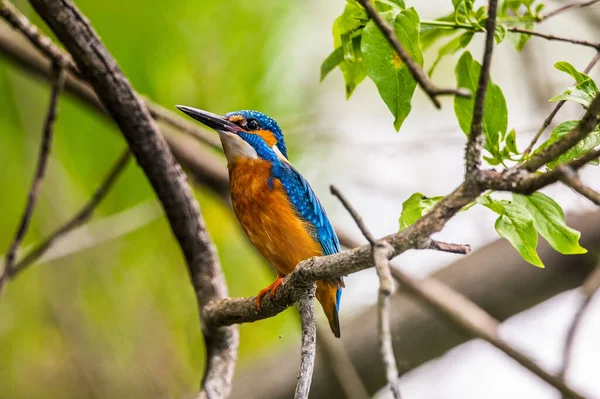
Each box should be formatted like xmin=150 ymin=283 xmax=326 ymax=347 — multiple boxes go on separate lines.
xmin=0 ymin=4 xmax=220 ymax=150
xmin=0 ymin=63 xmax=65 ymax=298
xmin=540 ymin=0 xmax=600 ymax=22
xmin=557 ymin=166 xmax=600 ymax=206
xmin=9 ymin=149 xmax=131 ymax=279
xmin=357 ymin=0 xmax=470 ymax=109
xmin=523 ymin=94 xmax=600 ymax=172
xmin=465 ymin=0 xmax=499 ymax=179
xmin=559 ymin=265 xmax=600 ymax=383
xmin=387 ymin=267 xmax=587 ymax=399
xmin=26 ymin=1 xmax=238 ymax=398
xmin=294 ymin=288 xmax=317 ymax=399
xmin=330 ymin=185 xmax=401 ymax=399
xmin=507 ymin=27 xmax=600 ymax=50
xmin=522 ymin=51 xmax=600 ymax=157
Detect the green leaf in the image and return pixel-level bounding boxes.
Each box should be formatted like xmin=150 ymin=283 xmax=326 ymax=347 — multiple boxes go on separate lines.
xmin=494 ymin=25 xmax=507 ymax=44
xmin=399 ymin=192 xmax=444 ymax=230
xmin=362 ymin=7 xmax=423 ymax=131
xmin=504 ymin=21 xmax=532 ymax=51
xmin=454 ymin=51 xmax=508 ymax=159
xmin=505 ymin=129 xmax=518 ymax=154
xmin=549 ymin=62 xmax=599 ymax=108
xmin=321 ymin=46 xmax=344 ymax=81
xmin=340 ymin=58 xmax=366 ymax=98
xmin=554 ymin=61 xmax=590 ymax=84
xmin=548 ymin=122 xmax=600 ymax=168
xmin=480 ymin=197 xmax=544 ymax=267
xmin=332 ymin=0 xmax=368 ymax=46
xmin=513 ymin=193 xmax=587 ymax=255
xmin=428 ymin=31 xmax=474 ymax=76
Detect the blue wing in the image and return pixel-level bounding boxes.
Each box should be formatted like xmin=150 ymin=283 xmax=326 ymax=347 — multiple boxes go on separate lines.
xmin=275 ymin=163 xmax=341 ymax=256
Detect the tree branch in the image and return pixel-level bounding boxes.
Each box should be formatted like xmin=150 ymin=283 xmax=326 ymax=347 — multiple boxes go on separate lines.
xmin=26 ymin=1 xmax=238 ymax=398
xmin=465 ymin=0 xmax=499 ymax=179
xmin=294 ymin=288 xmax=317 ymax=399
xmin=231 ymin=217 xmax=599 ymax=399
xmin=357 ymin=0 xmax=470 ymax=109
xmin=522 ymin=51 xmax=600 ymax=157
xmin=388 ymin=267 xmax=587 ymax=399
xmin=540 ymin=0 xmax=600 ymax=22
xmin=523 ymin=94 xmax=600 ymax=171
xmin=0 ymin=6 xmax=220 ymax=150
xmin=330 ymin=185 xmax=402 ymax=399
xmin=9 ymin=149 xmax=131 ymax=279
xmin=557 ymin=166 xmax=600 ymax=206
xmin=507 ymin=27 xmax=600 ymax=50
xmin=0 ymin=63 xmax=65 ymax=298
xmin=559 ymin=265 xmax=600 ymax=386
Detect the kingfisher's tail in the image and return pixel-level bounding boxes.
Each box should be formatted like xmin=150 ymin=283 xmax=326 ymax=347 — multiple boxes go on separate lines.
xmin=316 ymin=280 xmax=342 ymax=338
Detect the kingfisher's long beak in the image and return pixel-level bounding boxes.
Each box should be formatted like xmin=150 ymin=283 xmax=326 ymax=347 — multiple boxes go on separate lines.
xmin=176 ymin=105 xmax=239 ymax=133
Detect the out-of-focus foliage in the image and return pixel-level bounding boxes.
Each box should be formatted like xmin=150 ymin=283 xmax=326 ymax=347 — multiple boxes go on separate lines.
xmin=0 ymin=0 xmax=313 ymax=397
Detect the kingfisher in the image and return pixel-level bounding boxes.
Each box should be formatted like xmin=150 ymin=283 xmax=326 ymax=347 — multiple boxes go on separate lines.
xmin=176 ymin=106 xmax=343 ymax=337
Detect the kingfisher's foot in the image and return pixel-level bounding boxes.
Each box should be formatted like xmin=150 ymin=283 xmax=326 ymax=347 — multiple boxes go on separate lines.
xmin=256 ymin=277 xmax=284 ymax=310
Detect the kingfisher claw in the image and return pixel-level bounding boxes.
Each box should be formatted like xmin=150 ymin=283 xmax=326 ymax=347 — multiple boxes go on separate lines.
xmin=256 ymin=277 xmax=284 ymax=311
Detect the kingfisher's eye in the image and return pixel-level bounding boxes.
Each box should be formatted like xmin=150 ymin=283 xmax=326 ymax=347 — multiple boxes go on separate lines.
xmin=247 ymin=119 xmax=259 ymax=130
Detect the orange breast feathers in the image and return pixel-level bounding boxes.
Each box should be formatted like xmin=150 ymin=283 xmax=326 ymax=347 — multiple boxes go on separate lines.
xmin=229 ymin=159 xmax=323 ymax=276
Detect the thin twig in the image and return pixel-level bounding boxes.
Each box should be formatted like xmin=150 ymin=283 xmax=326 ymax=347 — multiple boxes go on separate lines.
xmin=374 ymin=241 xmax=400 ymax=399
xmin=524 ymin=94 xmax=600 ymax=171
xmin=540 ymin=0 xmax=600 ymax=22
xmin=508 ymin=27 xmax=600 ymax=50
xmin=0 ymin=64 xmax=65 ymax=298
xmin=9 ymin=149 xmax=131 ymax=279
xmin=330 ymin=185 xmax=375 ymax=245
xmin=331 ymin=185 xmax=401 ymax=398
xmin=428 ymin=240 xmax=471 ymax=254
xmin=294 ymin=289 xmax=317 ymax=399
xmin=465 ymin=0 xmax=499 ymax=178
xmin=0 ymin=0 xmax=72 ymax=67
xmin=558 ymin=166 xmax=600 ymax=206
xmin=388 ymin=267 xmax=588 ymax=399
xmin=357 ymin=0 xmax=470 ymax=109
xmin=559 ymin=265 xmax=600 ymax=384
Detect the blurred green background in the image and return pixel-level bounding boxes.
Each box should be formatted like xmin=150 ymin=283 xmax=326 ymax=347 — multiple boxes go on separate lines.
xmin=0 ymin=0 xmax=320 ymax=397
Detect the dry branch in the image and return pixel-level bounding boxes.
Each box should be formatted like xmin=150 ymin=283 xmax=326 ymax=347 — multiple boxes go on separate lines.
xmin=10 ymin=149 xmax=131 ymax=279
xmin=558 ymin=166 xmax=600 ymax=206
xmin=295 ymin=289 xmax=317 ymax=399
xmin=330 ymin=186 xmax=401 ymax=399
xmin=559 ymin=252 xmax=600 ymax=385
xmin=0 ymin=63 xmax=65 ymax=298
xmin=507 ymin=27 xmax=600 ymax=50
xmin=388 ymin=267 xmax=586 ymax=399
xmin=26 ymin=1 xmax=237 ymax=397
xmin=541 ymin=0 xmax=600 ymax=21
xmin=522 ymin=51 xmax=600 ymax=156
xmin=465 ymin=0 xmax=499 ymax=178
xmin=231 ymin=215 xmax=600 ymax=399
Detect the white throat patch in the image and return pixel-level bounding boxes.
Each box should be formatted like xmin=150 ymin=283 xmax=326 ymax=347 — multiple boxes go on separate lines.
xmin=217 ymin=130 xmax=258 ymax=161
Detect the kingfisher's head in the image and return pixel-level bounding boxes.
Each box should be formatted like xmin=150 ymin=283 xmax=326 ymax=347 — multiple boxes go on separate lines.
xmin=176 ymin=106 xmax=288 ymax=165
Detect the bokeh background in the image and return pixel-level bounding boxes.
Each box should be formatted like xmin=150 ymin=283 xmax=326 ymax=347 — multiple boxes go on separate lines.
xmin=1 ymin=0 xmax=600 ymax=398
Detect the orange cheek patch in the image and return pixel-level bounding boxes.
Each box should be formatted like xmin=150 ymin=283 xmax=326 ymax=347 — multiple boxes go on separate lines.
xmin=227 ymin=115 xmax=245 ymax=124
xmin=255 ymin=129 xmax=278 ymax=147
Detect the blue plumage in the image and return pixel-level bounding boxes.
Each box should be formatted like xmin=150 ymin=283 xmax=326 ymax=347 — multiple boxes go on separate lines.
xmin=226 ymin=110 xmax=288 ymax=159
